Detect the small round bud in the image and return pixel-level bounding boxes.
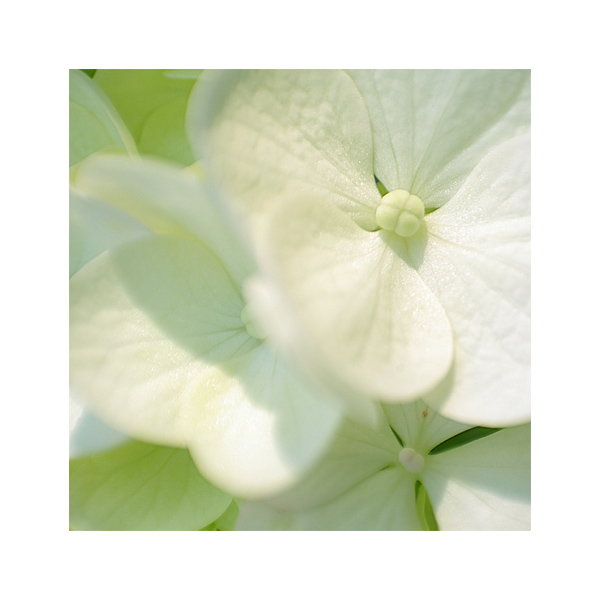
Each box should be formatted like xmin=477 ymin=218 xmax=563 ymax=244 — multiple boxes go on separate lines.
xmin=240 ymin=304 xmax=267 ymax=341
xmin=375 ymin=189 xmax=425 ymax=237
xmin=398 ymin=447 xmax=425 ymax=474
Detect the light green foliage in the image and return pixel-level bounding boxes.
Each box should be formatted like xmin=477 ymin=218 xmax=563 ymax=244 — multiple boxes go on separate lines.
xmin=93 ymin=70 xmax=199 ymax=165
xmin=69 ymin=70 xmax=136 ymax=167
xmin=69 ymin=440 xmax=232 ymax=531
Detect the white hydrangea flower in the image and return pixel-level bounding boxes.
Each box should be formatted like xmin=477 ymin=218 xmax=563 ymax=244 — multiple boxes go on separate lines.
xmin=236 ymin=401 xmax=531 ymax=531
xmin=187 ymin=69 xmax=530 ymax=426
xmin=69 ymin=156 xmax=343 ymax=498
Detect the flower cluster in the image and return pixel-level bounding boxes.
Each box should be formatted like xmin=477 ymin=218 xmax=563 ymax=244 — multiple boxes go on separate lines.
xmin=69 ymin=69 xmax=530 ymax=530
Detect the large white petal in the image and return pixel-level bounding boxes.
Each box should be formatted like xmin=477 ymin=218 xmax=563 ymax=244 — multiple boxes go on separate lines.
xmin=187 ymin=69 xmax=381 ymax=236
xmin=383 ymin=400 xmax=472 ymax=455
xmin=70 ymin=234 xmax=253 ymax=447
xmin=183 ymin=345 xmax=341 ymax=499
xmin=260 ymin=194 xmax=453 ymax=403
xmin=70 ymin=234 xmax=341 ymax=497
xmin=348 ymin=69 xmax=530 ymax=210
xmin=422 ymin=424 xmax=531 ymax=531
xmin=415 ymin=134 xmax=530 ymax=425
xmin=75 ymin=154 xmax=253 ymax=286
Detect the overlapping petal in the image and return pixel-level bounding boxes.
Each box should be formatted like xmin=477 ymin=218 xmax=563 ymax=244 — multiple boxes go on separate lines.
xmin=188 ymin=69 xmax=530 ymax=425
xmin=348 ymin=69 xmax=530 ymax=210
xmin=69 ymin=70 xmax=136 ymax=167
xmin=422 ymin=425 xmax=531 ymax=531
xmin=416 ymin=134 xmax=531 ymax=425
xmin=187 ymin=69 xmax=382 ymax=237
xmin=260 ymin=193 xmax=454 ymax=402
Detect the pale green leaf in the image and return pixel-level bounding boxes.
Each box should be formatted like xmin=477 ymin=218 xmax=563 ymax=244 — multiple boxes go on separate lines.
xmin=94 ymin=69 xmax=198 ymax=165
xmin=70 ymin=441 xmax=232 ymax=530
xmin=69 ymin=69 xmax=136 ymax=167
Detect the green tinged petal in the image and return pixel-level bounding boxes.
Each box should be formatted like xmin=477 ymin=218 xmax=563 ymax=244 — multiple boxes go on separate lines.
xmin=69 ymin=69 xmax=136 ymax=167
xmin=187 ymin=69 xmax=381 ymax=239
xmin=348 ymin=69 xmax=530 ymax=210
xmin=422 ymin=424 xmax=531 ymax=531
xmin=70 ymin=441 xmax=232 ymax=531
xmin=417 ymin=134 xmax=531 ymax=426
xmin=69 ymin=186 xmax=150 ymax=276
xmin=94 ymin=69 xmax=198 ymax=165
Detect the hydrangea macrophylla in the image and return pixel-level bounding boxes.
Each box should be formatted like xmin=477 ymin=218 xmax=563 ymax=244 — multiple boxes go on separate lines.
xmin=69 ymin=155 xmax=343 ymax=498
xmin=187 ymin=69 xmax=531 ymax=426
xmin=235 ymin=401 xmax=531 ymax=531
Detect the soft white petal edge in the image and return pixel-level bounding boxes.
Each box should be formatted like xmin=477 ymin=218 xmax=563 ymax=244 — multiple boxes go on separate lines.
xmin=416 ymin=133 xmax=530 ymax=426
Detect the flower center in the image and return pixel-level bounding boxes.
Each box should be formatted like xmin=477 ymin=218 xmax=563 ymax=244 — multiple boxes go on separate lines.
xmin=398 ymin=447 xmax=425 ymax=474
xmin=375 ymin=190 xmax=425 ymax=237
xmin=240 ymin=303 xmax=267 ymax=340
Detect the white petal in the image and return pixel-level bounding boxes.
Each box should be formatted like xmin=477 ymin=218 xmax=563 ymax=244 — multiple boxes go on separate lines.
xmin=69 ymin=186 xmax=150 ymax=276
xmin=422 ymin=424 xmax=531 ymax=531
xmin=261 ymin=194 xmax=453 ymax=403
xmin=70 ymin=234 xmax=252 ymax=447
xmin=267 ymin=409 xmax=397 ymax=511
xmin=183 ymin=345 xmax=341 ymax=499
xmin=187 ymin=69 xmax=381 ymax=237
xmin=383 ymin=400 xmax=472 ymax=455
xmin=348 ymin=69 xmax=530 ymax=209
xmin=415 ymin=134 xmax=530 ymax=425
xmin=285 ymin=469 xmax=421 ymax=531
xmin=75 ymin=154 xmax=253 ymax=285
xmin=70 ymin=234 xmax=341 ymax=497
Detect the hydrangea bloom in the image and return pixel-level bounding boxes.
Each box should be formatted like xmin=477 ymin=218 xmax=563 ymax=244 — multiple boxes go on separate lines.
xmin=188 ymin=69 xmax=531 ymax=426
xmin=236 ymin=401 xmax=531 ymax=531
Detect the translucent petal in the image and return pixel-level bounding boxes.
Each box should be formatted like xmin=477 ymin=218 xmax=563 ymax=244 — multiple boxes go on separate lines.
xmin=183 ymin=345 xmax=341 ymax=499
xmin=69 ymin=186 xmax=150 ymax=276
xmin=266 ymin=409 xmax=397 ymax=511
xmin=279 ymin=469 xmax=422 ymax=531
xmin=70 ymin=234 xmax=341 ymax=497
xmin=69 ymin=69 xmax=136 ymax=167
xmin=186 ymin=69 xmax=381 ymax=237
xmin=348 ymin=69 xmax=530 ymax=210
xmin=70 ymin=234 xmax=252 ymax=447
xmin=383 ymin=400 xmax=472 ymax=456
xmin=93 ymin=69 xmax=197 ymax=165
xmin=416 ymin=134 xmax=530 ymax=425
xmin=260 ymin=194 xmax=453 ymax=402
xmin=75 ymin=154 xmax=253 ymax=285
xmin=69 ymin=441 xmax=232 ymax=530
xmin=422 ymin=424 xmax=530 ymax=530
